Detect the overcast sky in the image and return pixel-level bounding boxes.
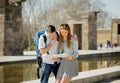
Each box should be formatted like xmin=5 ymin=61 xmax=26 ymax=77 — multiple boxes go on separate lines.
xmin=101 ymin=0 xmax=120 ymax=18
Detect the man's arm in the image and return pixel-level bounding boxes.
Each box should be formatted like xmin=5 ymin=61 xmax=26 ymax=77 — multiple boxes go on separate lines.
xmin=40 ymin=38 xmax=56 ymax=54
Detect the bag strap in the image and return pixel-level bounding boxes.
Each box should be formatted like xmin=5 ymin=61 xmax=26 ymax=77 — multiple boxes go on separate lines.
xmin=42 ymin=35 xmax=49 ymax=55
xmin=42 ymin=35 xmax=47 ymax=46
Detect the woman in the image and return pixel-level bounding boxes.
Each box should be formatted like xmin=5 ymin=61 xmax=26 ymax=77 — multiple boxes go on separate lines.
xmin=53 ymin=24 xmax=79 ymax=83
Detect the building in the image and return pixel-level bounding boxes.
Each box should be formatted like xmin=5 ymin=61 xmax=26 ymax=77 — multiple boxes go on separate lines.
xmin=97 ymin=19 xmax=120 ymax=46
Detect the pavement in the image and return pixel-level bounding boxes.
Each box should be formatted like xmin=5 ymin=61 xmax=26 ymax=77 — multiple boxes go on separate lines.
xmin=0 ymin=56 xmax=36 ymax=64
xmin=97 ymin=77 xmax=120 ymax=83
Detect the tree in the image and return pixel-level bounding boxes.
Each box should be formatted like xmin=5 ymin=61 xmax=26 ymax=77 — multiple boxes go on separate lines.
xmin=35 ymin=0 xmax=110 ymax=29
xmin=89 ymin=0 xmax=111 ymax=28
xmin=22 ymin=0 xmax=111 ymax=50
xmin=22 ymin=0 xmax=37 ymax=50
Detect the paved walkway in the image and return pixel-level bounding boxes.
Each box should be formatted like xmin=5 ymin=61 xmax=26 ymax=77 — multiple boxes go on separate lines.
xmin=97 ymin=77 xmax=120 ymax=83
xmin=0 ymin=56 xmax=36 ymax=64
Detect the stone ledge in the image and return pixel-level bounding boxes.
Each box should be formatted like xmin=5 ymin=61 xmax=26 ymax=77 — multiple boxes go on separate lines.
xmin=71 ymin=66 xmax=120 ymax=83
xmin=21 ymin=66 xmax=120 ymax=83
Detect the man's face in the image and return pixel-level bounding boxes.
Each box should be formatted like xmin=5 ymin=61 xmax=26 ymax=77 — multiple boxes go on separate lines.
xmin=48 ymin=32 xmax=56 ymax=40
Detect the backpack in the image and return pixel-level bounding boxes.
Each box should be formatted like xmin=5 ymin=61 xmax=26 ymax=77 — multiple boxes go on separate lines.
xmin=34 ymin=29 xmax=47 ymax=78
xmin=34 ymin=29 xmax=47 ymax=59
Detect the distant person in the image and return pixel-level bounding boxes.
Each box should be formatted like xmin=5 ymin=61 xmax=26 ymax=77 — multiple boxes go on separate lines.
xmin=106 ymin=40 xmax=111 ymax=48
xmin=110 ymin=43 xmax=113 ymax=48
xmin=38 ymin=25 xmax=60 ymax=83
xmin=100 ymin=43 xmax=102 ymax=49
xmin=104 ymin=43 xmax=107 ymax=48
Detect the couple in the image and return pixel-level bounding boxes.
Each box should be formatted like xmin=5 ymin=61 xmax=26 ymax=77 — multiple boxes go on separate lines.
xmin=38 ymin=24 xmax=79 ymax=83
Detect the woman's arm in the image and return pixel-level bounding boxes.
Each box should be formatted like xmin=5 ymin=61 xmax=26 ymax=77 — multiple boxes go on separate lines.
xmin=71 ymin=39 xmax=79 ymax=59
xmin=51 ymin=53 xmax=69 ymax=61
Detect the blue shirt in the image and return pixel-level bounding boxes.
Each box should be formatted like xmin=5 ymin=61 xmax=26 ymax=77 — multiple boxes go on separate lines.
xmin=59 ymin=39 xmax=79 ymax=57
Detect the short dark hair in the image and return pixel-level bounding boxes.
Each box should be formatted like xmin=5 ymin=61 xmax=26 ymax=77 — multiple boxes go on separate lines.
xmin=46 ymin=25 xmax=56 ymax=33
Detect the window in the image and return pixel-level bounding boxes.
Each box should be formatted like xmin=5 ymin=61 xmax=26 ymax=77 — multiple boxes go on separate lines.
xmin=117 ymin=24 xmax=120 ymax=34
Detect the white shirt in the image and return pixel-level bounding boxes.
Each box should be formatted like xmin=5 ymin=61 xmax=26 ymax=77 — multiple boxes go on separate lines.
xmin=38 ymin=33 xmax=58 ymax=64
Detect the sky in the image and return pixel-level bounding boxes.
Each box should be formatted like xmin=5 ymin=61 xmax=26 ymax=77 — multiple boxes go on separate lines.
xmin=101 ymin=0 xmax=120 ymax=18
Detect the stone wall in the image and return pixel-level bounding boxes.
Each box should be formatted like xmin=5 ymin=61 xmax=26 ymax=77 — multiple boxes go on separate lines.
xmin=97 ymin=29 xmax=111 ymax=44
xmin=0 ymin=0 xmax=26 ymax=55
xmin=97 ymin=19 xmax=120 ymax=45
xmin=5 ymin=1 xmax=23 ymax=55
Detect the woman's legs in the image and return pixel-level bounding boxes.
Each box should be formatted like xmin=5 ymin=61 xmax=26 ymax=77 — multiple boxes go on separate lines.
xmin=60 ymin=77 xmax=72 ymax=83
xmin=56 ymin=78 xmax=62 ymax=83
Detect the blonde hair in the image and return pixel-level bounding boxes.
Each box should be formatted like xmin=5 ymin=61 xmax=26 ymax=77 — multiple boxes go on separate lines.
xmin=58 ymin=24 xmax=71 ymax=50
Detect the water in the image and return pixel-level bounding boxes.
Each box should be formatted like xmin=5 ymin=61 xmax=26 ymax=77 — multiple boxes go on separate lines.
xmin=0 ymin=62 xmax=37 ymax=83
xmin=78 ymin=57 xmax=120 ymax=72
xmin=0 ymin=57 xmax=120 ymax=83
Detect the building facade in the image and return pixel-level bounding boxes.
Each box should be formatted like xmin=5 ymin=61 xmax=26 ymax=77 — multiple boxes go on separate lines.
xmin=97 ymin=19 xmax=120 ymax=46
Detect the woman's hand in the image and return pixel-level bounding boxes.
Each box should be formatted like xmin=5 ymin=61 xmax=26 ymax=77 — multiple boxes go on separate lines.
xmin=71 ymin=56 xmax=77 ymax=59
xmin=51 ymin=56 xmax=58 ymax=61
xmin=65 ymin=55 xmax=76 ymax=60
xmin=65 ymin=55 xmax=72 ymax=60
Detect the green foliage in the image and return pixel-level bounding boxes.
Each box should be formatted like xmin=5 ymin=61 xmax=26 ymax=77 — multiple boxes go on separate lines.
xmin=23 ymin=35 xmax=29 ymax=50
xmin=23 ymin=34 xmax=36 ymax=51
xmin=23 ymin=37 xmax=35 ymax=51
xmin=29 ymin=42 xmax=35 ymax=50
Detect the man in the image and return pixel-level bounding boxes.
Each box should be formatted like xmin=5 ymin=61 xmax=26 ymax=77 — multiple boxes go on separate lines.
xmin=38 ymin=25 xmax=60 ymax=83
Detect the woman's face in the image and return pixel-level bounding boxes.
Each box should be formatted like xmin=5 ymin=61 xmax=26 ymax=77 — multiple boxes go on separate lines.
xmin=60 ymin=29 xmax=68 ymax=37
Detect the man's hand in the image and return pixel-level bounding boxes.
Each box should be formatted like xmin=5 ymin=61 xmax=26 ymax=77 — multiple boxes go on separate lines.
xmin=40 ymin=38 xmax=57 ymax=54
xmin=50 ymin=38 xmax=57 ymax=46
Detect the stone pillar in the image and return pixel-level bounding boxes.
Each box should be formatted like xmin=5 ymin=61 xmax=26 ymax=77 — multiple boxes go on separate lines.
xmin=0 ymin=0 xmax=26 ymax=55
xmin=82 ymin=12 xmax=98 ymax=50
xmin=82 ymin=18 xmax=89 ymax=50
xmin=111 ymin=19 xmax=120 ymax=44
xmin=67 ymin=11 xmax=98 ymax=50
xmin=0 ymin=0 xmax=6 ymax=55
xmin=88 ymin=12 xmax=98 ymax=49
